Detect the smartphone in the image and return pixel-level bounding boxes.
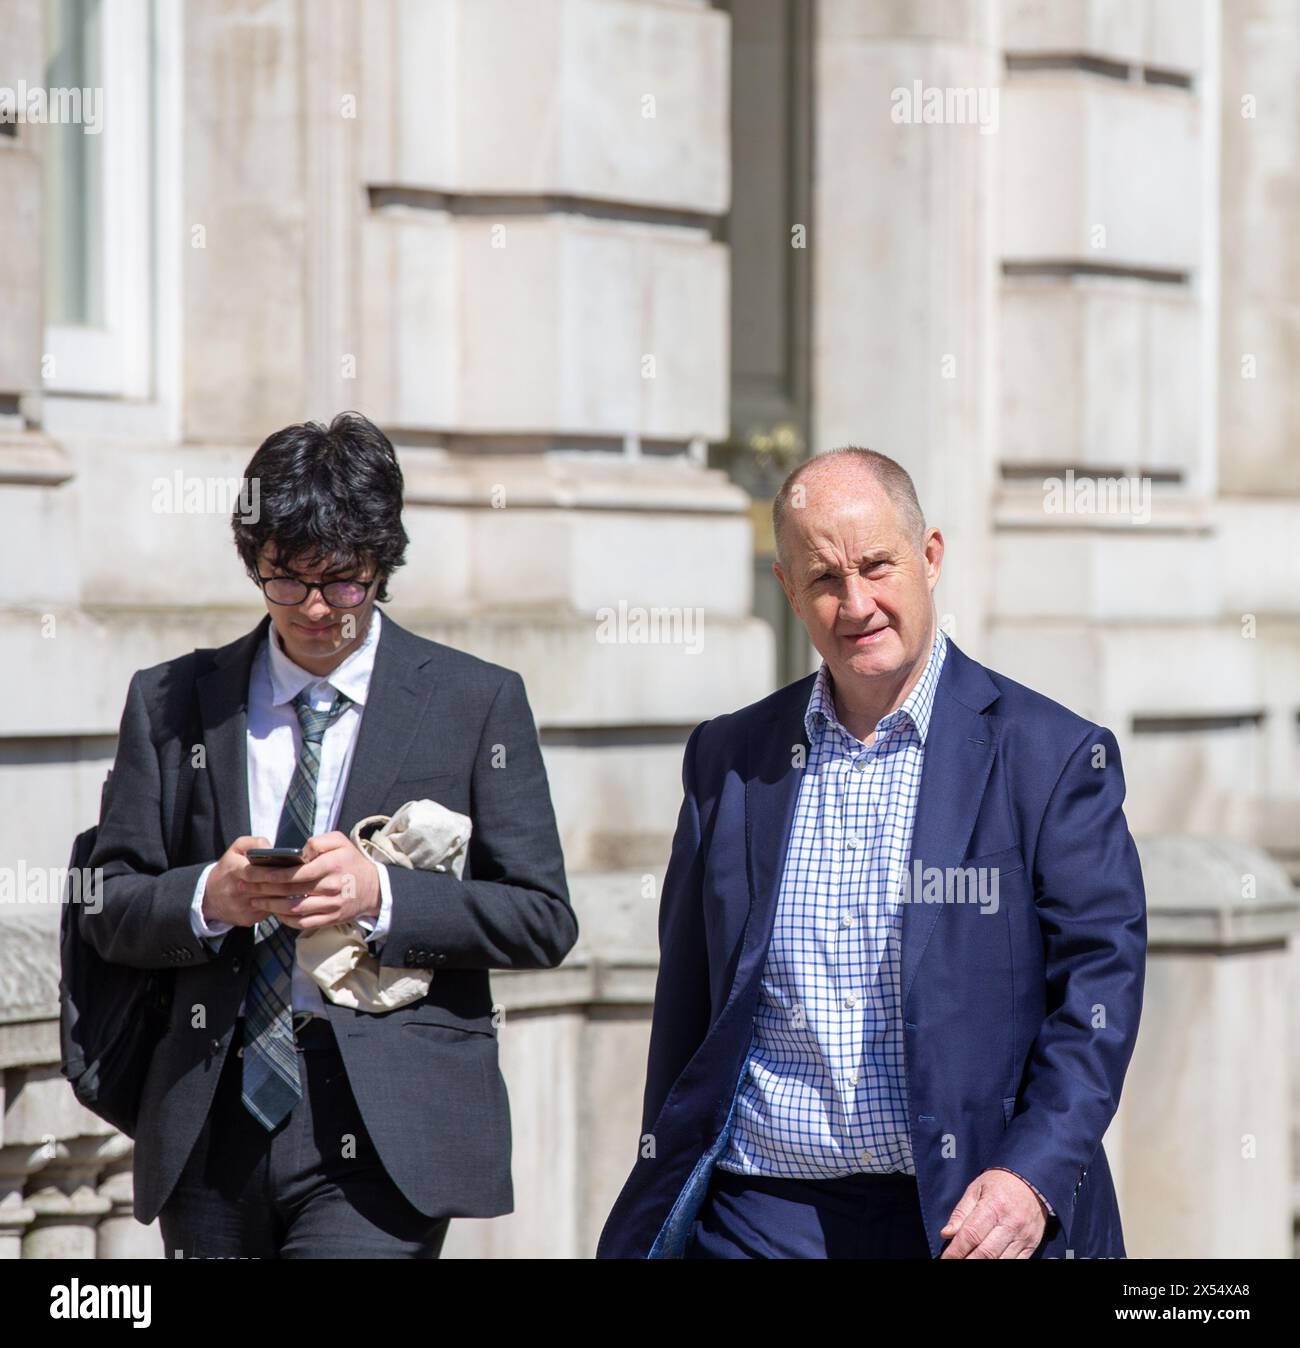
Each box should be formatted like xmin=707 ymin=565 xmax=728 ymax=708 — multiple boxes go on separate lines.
xmin=246 ymin=847 xmax=306 ymax=867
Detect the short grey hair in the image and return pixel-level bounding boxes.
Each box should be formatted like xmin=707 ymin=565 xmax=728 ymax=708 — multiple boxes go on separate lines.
xmin=772 ymin=446 xmax=926 ymax=568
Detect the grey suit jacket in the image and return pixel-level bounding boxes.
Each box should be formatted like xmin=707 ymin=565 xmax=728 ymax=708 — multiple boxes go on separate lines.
xmin=80 ymin=610 xmax=575 ymax=1224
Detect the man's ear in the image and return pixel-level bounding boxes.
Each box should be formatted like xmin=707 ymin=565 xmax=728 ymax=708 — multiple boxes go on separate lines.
xmin=922 ymin=528 xmax=944 ymax=590
xmin=773 ymin=560 xmax=798 ymax=614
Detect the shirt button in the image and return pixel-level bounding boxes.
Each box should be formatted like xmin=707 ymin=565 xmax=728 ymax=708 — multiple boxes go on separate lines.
xmin=841 ymin=913 xmax=856 ymax=927
xmin=853 ymin=758 xmax=868 ymax=772
xmin=843 ymin=994 xmax=857 ymax=1008
xmin=846 ymin=835 xmax=863 ymax=850
xmin=848 ymin=1071 xmax=861 ymax=1086
xmin=859 ymin=1150 xmax=875 ymax=1166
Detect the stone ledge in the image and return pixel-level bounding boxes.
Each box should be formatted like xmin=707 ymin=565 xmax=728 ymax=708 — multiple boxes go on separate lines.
xmin=0 ymin=866 xmax=662 ymax=1067
xmin=0 ymin=903 xmax=60 ymax=1031
xmin=0 ymin=434 xmax=74 ymax=486
xmin=0 ymin=1016 xmax=59 ymax=1072
xmin=0 ymin=960 xmax=658 ymax=1076
xmin=1137 ymin=834 xmax=1300 ymax=949
xmin=487 ymin=958 xmax=658 ymax=1013
xmin=398 ymin=450 xmax=750 ymax=515
xmin=993 ymin=484 xmax=1213 ymax=534
xmin=0 ymin=607 xmax=775 ymax=735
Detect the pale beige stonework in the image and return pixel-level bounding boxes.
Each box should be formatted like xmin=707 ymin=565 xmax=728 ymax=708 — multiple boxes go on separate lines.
xmin=0 ymin=0 xmax=1297 ymax=1260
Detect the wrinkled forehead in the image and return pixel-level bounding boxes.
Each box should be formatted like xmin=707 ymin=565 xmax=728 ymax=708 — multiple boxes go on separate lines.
xmin=784 ymin=483 xmax=910 ymax=557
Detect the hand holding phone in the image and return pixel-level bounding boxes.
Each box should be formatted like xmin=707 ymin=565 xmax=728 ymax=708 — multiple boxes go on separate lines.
xmin=201 ymin=836 xmax=306 ymax=929
xmin=246 ymin=847 xmax=307 ymax=867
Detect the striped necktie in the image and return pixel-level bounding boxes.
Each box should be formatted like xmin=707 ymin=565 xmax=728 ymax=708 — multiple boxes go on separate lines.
xmin=240 ymin=687 xmax=351 ymax=1130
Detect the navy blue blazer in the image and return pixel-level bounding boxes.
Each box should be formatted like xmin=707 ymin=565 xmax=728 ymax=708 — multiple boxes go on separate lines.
xmin=598 ymin=635 xmax=1146 ymax=1258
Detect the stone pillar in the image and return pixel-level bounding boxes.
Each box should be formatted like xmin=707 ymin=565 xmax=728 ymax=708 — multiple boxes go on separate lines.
xmin=0 ymin=0 xmax=73 ymax=564
xmin=987 ymin=0 xmax=1220 ymax=734
xmin=811 ymin=0 xmax=999 ymax=657
xmin=3 ymin=1062 xmax=117 ymax=1258
xmin=1218 ymin=0 xmax=1300 ymax=497
xmin=0 ymin=0 xmax=46 ymax=425
xmin=1119 ymin=836 xmax=1299 ymax=1257
xmin=180 ymin=0 xmax=309 ymax=443
xmin=0 ymin=1147 xmax=36 ymax=1260
xmin=22 ymin=1139 xmax=112 ymax=1260
xmin=1216 ymin=0 xmax=1300 ymax=874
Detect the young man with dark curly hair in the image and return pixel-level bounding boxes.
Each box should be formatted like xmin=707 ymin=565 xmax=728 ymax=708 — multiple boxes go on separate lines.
xmin=82 ymin=412 xmax=574 ymax=1258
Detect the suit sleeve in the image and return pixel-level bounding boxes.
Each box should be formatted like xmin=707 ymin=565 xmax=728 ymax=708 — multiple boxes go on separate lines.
xmin=639 ymin=719 xmax=713 ymax=1137
xmin=379 ymin=670 xmax=576 ymax=971
xmin=986 ymin=725 xmax=1147 ymax=1239
xmin=79 ymin=671 xmax=216 ymax=969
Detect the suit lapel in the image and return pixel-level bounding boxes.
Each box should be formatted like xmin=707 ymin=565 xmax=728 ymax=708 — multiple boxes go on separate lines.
xmin=196 ymin=615 xmax=267 ymax=851
xmin=333 ymin=612 xmax=435 ymax=834
xmin=739 ymin=640 xmax=1002 ymax=1015
xmin=744 ymin=677 xmax=815 ymax=950
xmin=195 ymin=609 xmax=437 ymax=852
xmin=900 ymin=640 xmax=999 ymax=1011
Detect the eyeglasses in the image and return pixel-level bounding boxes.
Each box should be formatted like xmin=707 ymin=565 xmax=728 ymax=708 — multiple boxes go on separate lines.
xmin=256 ymin=572 xmax=376 ymax=608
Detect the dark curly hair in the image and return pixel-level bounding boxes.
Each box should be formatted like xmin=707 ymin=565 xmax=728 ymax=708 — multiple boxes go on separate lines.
xmin=231 ymin=412 xmax=408 ymax=603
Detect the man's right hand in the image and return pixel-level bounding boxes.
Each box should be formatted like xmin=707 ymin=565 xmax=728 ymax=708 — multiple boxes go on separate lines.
xmin=201 ymin=836 xmax=279 ymax=928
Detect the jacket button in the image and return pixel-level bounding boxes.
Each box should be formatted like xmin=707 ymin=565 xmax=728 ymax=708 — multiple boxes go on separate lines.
xmin=432 ymin=953 xmax=446 ymax=965
xmin=209 ymin=1038 xmax=221 ymax=1054
xmin=232 ymin=958 xmax=242 ymax=973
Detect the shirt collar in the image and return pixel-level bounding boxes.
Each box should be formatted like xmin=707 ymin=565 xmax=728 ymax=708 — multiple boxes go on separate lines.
xmin=265 ymin=606 xmax=383 ymax=709
xmin=804 ymin=625 xmax=948 ymax=747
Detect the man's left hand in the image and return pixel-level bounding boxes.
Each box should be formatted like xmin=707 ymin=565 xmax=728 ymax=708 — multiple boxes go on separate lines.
xmin=246 ymin=831 xmax=381 ymax=930
xmin=938 ymin=1168 xmax=1048 ymax=1259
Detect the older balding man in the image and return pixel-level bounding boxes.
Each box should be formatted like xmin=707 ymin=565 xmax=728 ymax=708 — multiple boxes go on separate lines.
xmin=598 ymin=448 xmax=1145 ymax=1259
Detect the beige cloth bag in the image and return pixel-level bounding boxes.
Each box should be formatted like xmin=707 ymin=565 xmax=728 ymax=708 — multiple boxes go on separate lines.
xmin=295 ymin=798 xmax=472 ymax=1012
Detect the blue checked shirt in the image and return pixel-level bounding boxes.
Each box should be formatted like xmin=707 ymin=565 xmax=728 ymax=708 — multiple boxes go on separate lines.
xmin=717 ymin=627 xmax=948 ymax=1180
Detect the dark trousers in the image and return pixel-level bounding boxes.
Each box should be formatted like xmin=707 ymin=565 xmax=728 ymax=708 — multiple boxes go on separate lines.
xmin=685 ymin=1165 xmax=933 ymax=1259
xmin=159 ymin=1015 xmax=449 ymax=1259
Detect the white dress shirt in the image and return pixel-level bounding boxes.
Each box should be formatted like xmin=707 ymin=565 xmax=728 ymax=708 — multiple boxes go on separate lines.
xmin=189 ymin=606 xmax=394 ymax=1015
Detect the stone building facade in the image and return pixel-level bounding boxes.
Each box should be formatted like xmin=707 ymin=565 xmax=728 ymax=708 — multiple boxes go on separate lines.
xmin=0 ymin=0 xmax=1296 ymax=1257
